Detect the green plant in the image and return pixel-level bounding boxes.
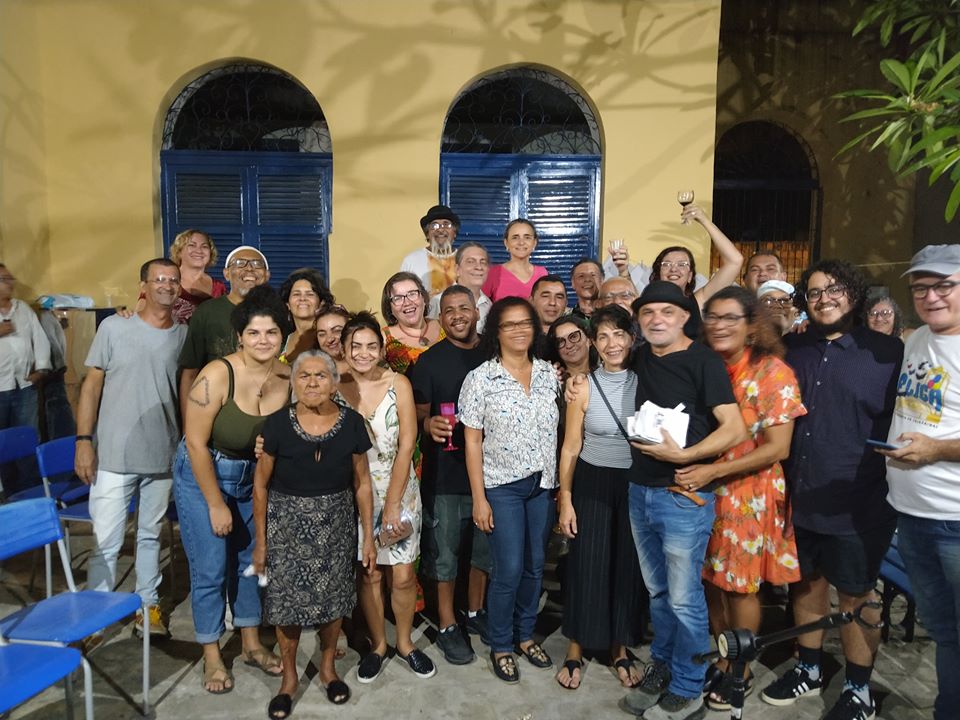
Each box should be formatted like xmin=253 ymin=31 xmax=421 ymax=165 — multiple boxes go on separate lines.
xmin=837 ymin=1 xmax=960 ymax=219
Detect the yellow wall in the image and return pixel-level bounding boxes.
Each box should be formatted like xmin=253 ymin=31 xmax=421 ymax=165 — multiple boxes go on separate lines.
xmin=1 ymin=0 xmax=722 ymax=309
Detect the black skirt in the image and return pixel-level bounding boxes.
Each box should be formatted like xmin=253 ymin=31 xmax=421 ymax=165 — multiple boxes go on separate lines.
xmin=264 ymin=488 xmax=357 ymax=626
xmin=562 ymin=459 xmax=647 ymax=650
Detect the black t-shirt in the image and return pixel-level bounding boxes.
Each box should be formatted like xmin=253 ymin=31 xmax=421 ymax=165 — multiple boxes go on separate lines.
xmin=630 ymin=341 xmax=736 ymax=487
xmin=407 ymin=339 xmax=486 ymax=496
xmin=262 ymin=405 xmax=372 ymax=497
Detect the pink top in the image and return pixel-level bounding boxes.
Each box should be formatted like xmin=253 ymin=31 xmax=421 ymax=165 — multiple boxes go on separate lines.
xmin=482 ymin=264 xmax=548 ymax=302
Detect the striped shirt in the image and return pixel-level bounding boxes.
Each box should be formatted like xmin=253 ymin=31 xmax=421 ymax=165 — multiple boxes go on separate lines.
xmin=581 ymin=367 xmax=636 ymax=469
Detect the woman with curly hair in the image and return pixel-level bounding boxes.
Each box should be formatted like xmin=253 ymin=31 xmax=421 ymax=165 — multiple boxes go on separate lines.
xmin=278 ymin=268 xmax=335 ymax=362
xmin=675 ymin=286 xmax=805 ymax=709
xmin=175 ymin=285 xmax=291 ymax=694
xmin=864 ymin=293 xmax=910 ymax=340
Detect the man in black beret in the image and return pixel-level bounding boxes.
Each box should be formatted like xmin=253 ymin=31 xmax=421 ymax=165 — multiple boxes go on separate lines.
xmin=401 ymin=204 xmax=462 ymax=301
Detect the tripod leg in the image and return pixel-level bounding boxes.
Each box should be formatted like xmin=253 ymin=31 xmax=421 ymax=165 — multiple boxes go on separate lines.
xmin=728 ymin=660 xmax=747 ymax=720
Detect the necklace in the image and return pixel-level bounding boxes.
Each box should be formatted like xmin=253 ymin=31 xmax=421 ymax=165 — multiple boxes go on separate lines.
xmin=395 ymin=322 xmax=430 ymax=347
xmin=241 ymin=356 xmax=273 ymax=398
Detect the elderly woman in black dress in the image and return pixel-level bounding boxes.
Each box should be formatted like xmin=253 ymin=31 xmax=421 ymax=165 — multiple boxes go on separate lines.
xmin=252 ymin=350 xmax=377 ymax=720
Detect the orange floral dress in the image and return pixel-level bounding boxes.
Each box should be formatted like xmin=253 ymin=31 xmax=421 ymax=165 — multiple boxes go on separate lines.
xmin=702 ymin=350 xmax=806 ymax=593
xmin=383 ymin=326 xmax=446 ymax=375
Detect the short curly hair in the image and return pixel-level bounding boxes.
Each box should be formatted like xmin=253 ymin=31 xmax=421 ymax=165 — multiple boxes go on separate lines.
xmin=229 ymin=285 xmax=293 ymax=336
xmin=278 ymin=268 xmax=335 ymax=311
xmin=864 ymin=293 xmax=904 ymax=337
xmin=169 ymin=229 xmax=217 ymax=268
xmin=793 ymin=258 xmax=868 ymax=319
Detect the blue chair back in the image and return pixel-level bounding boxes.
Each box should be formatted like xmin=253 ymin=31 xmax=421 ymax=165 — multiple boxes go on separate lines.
xmin=0 ymin=498 xmax=64 ymax=562
xmin=35 ymin=437 xmax=77 ymax=480
xmin=0 ymin=426 xmax=39 ymax=465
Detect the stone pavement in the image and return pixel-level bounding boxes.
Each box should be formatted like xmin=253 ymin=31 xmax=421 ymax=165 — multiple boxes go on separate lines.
xmin=1 ymin=525 xmax=937 ymax=720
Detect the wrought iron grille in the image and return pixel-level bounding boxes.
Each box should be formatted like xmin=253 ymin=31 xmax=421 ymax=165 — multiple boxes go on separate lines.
xmin=442 ymin=68 xmax=601 ymax=155
xmin=711 ymin=121 xmax=821 ymax=284
xmin=162 ymin=64 xmax=330 ymax=152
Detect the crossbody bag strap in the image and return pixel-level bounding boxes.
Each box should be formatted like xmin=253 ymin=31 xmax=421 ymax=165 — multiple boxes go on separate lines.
xmin=589 ymin=370 xmax=631 ymax=442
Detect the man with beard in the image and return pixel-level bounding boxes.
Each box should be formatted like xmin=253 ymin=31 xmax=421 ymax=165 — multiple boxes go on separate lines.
xmin=570 ymin=258 xmax=603 ymax=320
xmin=761 ymin=260 xmax=902 ymax=720
xmin=74 ymin=258 xmax=187 ymax=637
xmin=177 ymin=246 xmax=270 ymax=419
xmin=408 ymin=284 xmax=490 ymax=665
xmin=402 ymin=205 xmax=460 ymax=301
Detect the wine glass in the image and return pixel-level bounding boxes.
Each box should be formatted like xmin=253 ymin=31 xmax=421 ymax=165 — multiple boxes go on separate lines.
xmin=440 ymin=402 xmax=459 ymax=451
xmin=677 ymin=190 xmax=694 ymax=224
xmin=608 ymin=238 xmax=626 ymax=264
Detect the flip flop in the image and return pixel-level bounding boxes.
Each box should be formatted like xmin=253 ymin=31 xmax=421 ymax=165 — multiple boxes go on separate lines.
xmin=324 ymin=679 xmax=351 ymax=705
xmin=268 ymin=693 xmax=292 ymax=719
xmin=202 ymin=659 xmax=234 ymax=695
xmin=613 ymin=657 xmax=641 ymax=688
xmin=241 ymin=647 xmax=283 ymax=676
xmin=706 ymin=670 xmax=754 ymax=711
xmin=556 ymin=658 xmax=583 ymax=690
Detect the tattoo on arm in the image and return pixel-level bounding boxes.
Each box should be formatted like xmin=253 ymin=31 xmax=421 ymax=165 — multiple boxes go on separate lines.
xmin=189 ymin=376 xmax=211 ymax=407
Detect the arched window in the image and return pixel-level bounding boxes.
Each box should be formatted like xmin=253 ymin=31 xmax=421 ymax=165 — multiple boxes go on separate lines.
xmin=160 ymin=63 xmax=332 ymax=283
xmin=440 ymin=67 xmax=602 ymax=296
xmin=711 ymin=120 xmax=821 ymax=283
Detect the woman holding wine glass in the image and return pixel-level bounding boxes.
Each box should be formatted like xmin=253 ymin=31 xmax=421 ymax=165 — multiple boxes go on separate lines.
xmin=648 ymin=190 xmax=743 ymax=338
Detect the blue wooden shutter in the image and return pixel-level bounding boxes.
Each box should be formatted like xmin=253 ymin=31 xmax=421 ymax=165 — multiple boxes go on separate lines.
xmin=161 ymin=150 xmax=332 ymax=285
xmin=440 ymin=153 xmax=600 ymax=299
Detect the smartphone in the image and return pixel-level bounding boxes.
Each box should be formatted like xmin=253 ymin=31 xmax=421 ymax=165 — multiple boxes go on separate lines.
xmin=866 ymin=438 xmax=903 ymax=451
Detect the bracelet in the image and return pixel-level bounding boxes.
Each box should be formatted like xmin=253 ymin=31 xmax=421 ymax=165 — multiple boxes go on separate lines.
xmin=76 ymin=435 xmax=94 ymax=442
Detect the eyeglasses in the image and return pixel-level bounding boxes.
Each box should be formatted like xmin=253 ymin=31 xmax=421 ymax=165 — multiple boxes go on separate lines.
xmin=0 ymin=275 xmax=14 ymax=284
xmin=804 ymin=284 xmax=845 ymax=302
xmin=703 ymin=313 xmax=746 ymax=326
xmin=909 ymin=280 xmax=960 ymax=299
xmin=499 ymin=318 xmax=535 ymax=331
xmin=555 ymin=330 xmax=584 ymax=349
xmin=389 ymin=289 xmax=422 ymax=306
xmin=660 ymin=261 xmax=691 ymax=270
xmin=147 ymin=276 xmax=181 ymax=286
xmin=228 ymin=258 xmax=266 ymax=270
xmin=868 ymin=309 xmax=893 ymax=319
xmin=760 ymin=296 xmax=793 ymax=307
xmin=600 ymin=291 xmax=637 ymax=302
xmin=428 ymin=221 xmax=454 ymax=231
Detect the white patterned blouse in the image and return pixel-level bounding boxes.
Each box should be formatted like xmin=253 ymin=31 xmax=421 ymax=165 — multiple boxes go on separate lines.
xmin=458 ymin=357 xmax=560 ymax=490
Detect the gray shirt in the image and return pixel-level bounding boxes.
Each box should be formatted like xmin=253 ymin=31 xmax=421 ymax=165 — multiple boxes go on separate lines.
xmin=85 ymin=314 xmax=187 ymax=474
xmin=581 ymin=367 xmax=637 ymax=469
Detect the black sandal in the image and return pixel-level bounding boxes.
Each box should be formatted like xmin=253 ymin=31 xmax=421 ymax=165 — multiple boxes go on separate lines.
xmin=324 ymin=679 xmax=350 ymax=705
xmin=703 ymin=664 xmax=724 ymax=694
xmin=556 ymin=658 xmax=582 ymax=690
xmin=613 ymin=657 xmax=640 ymax=688
xmin=268 ymin=693 xmax=293 ymax=720
xmin=490 ymin=651 xmax=520 ymax=683
xmin=517 ymin=641 xmax=552 ymax=669
xmin=705 ymin=670 xmax=754 ymax=711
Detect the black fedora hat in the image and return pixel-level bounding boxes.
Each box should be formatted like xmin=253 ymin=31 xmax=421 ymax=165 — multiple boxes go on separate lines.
xmin=631 ymin=280 xmax=697 ymax=315
xmin=420 ymin=204 xmax=461 ymax=230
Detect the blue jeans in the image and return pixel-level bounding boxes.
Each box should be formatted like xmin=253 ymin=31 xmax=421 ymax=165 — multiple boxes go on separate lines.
xmin=485 ymin=474 xmax=551 ymax=654
xmin=628 ymin=484 xmax=714 ymax=699
xmin=0 ymin=385 xmax=40 ymax=494
xmin=897 ymin=513 xmax=960 ymax=720
xmin=173 ymin=439 xmax=261 ymax=644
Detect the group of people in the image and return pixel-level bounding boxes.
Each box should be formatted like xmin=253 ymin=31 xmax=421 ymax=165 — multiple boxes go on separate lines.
xmin=0 ymin=201 xmax=957 ymax=720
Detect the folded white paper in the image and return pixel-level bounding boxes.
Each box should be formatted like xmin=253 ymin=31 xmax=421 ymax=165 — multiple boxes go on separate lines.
xmin=626 ymin=401 xmax=690 ymax=448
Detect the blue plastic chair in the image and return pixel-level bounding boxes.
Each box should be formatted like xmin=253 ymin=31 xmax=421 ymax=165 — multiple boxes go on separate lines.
xmin=0 ymin=639 xmax=92 ymax=719
xmin=0 ymin=497 xmax=150 ymax=716
xmin=35 ymin=436 xmax=178 ymax=597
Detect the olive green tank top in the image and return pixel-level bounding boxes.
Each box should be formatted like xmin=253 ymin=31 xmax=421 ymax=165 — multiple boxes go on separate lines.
xmin=210 ymin=359 xmax=267 ymax=460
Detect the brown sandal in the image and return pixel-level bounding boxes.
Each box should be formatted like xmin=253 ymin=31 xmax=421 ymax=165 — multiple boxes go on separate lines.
xmin=240 ymin=647 xmax=283 ymax=676
xmin=202 ymin=659 xmax=234 ymax=694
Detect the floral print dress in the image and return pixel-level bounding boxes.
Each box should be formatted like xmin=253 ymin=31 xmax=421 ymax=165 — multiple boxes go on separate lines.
xmin=702 ymin=350 xmax=806 ymax=593
xmin=355 ymin=378 xmax=422 ymax=566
